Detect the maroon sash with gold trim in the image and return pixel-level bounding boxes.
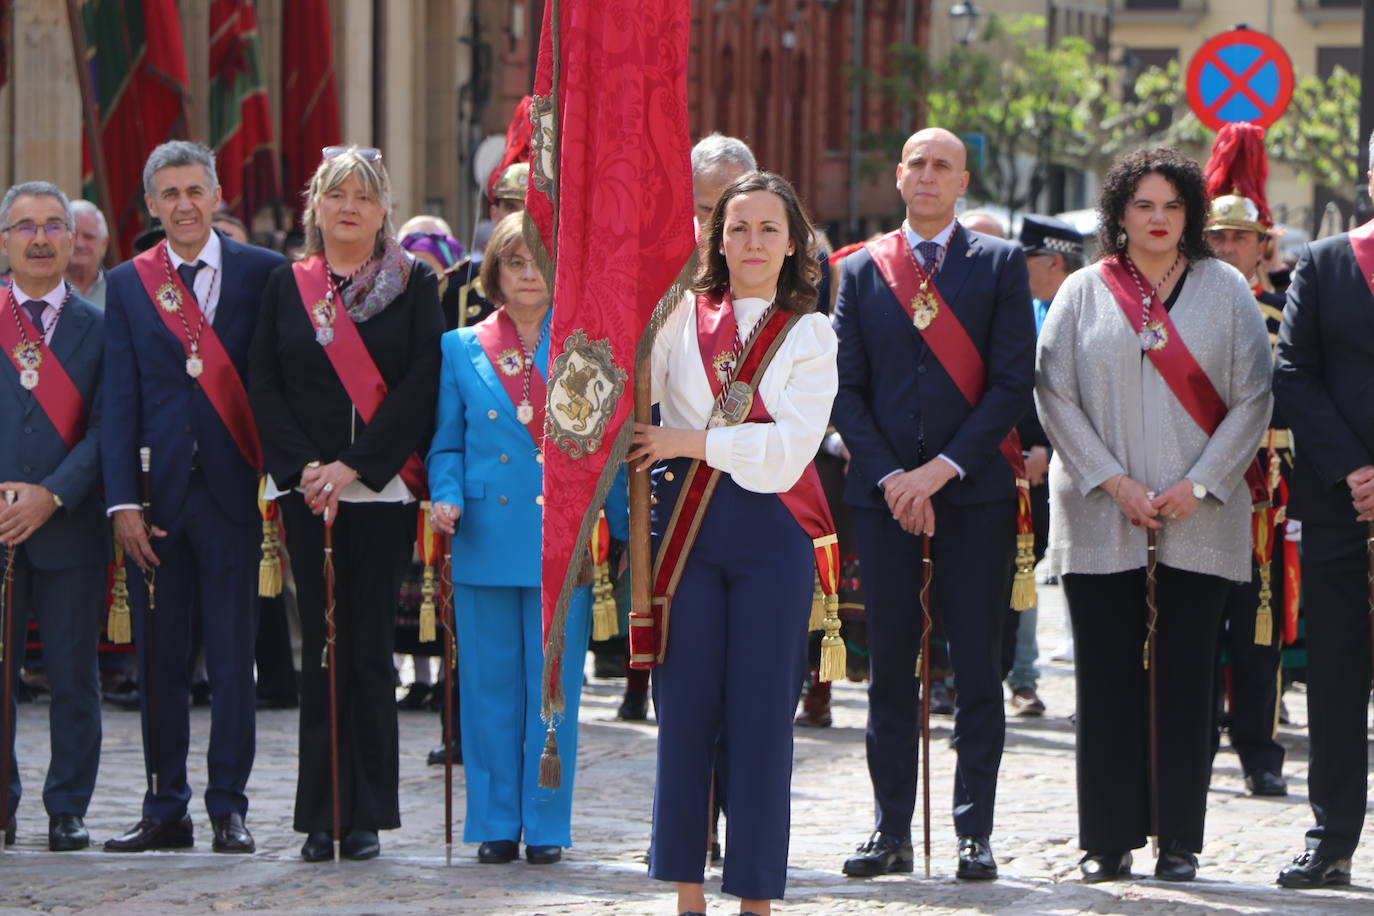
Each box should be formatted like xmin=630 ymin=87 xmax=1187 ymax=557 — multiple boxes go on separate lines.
xmin=1097 ymin=257 xmax=1267 ymax=504
xmin=291 ymin=257 xmax=428 ymax=498
xmin=472 ymin=309 xmax=547 ymax=445
xmin=1349 ymin=219 xmax=1374 ymax=300
xmin=0 ymin=296 xmax=86 ymax=449
xmin=629 ymin=297 xmax=839 ymax=668
xmin=132 ymin=243 xmax=262 ymax=470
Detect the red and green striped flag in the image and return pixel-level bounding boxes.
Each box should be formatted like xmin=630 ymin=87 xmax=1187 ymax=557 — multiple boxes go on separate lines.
xmin=209 ymin=0 xmax=279 ymax=224
xmin=78 ymin=0 xmax=190 ymax=256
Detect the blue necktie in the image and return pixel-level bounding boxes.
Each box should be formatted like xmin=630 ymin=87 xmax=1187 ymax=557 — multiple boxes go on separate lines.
xmin=917 ymin=240 xmax=941 ymax=273
xmin=177 ymin=261 xmax=204 ymax=304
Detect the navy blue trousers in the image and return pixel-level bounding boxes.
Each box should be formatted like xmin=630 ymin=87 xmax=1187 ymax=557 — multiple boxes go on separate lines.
xmin=648 ymin=461 xmax=812 ymax=901
xmin=853 ymin=499 xmax=1014 ymax=839
xmin=127 ymin=470 xmax=259 ymax=821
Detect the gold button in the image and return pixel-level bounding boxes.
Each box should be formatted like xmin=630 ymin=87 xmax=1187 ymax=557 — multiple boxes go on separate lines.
xmin=535 ymin=452 xmax=544 ymax=464
xmin=487 ymin=409 xmax=498 ymax=419
xmin=535 ymin=495 xmax=545 ymax=506
xmin=498 ymin=496 xmax=508 ymax=505
xmin=664 ymin=471 xmax=675 ymax=482
xmin=499 ymin=454 xmax=509 ymax=463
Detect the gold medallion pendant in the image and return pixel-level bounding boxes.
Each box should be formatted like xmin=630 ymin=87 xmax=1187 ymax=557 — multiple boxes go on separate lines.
xmin=910 ymin=289 xmax=939 ymax=330
xmin=1138 ymin=320 xmax=1169 ymax=352
xmin=312 ymin=300 xmax=335 ymax=346
xmin=155 ymin=283 xmax=183 ymax=313
xmin=14 ymin=339 xmax=41 ymax=390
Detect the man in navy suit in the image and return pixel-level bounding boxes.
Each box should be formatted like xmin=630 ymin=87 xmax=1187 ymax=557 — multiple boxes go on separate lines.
xmin=1273 ymin=138 xmax=1374 ymax=890
xmin=0 ymin=182 xmax=107 ymax=851
xmin=833 ymin=128 xmax=1033 ymax=879
xmin=101 ymin=142 xmax=284 ymax=853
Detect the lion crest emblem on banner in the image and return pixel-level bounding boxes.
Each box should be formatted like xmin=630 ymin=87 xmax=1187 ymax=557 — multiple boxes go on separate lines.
xmin=529 ymin=94 xmax=557 ymax=197
xmin=546 ymin=330 xmax=625 ymax=459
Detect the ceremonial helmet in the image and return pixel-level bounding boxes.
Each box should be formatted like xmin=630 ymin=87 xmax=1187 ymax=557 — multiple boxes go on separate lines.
xmin=1203 ymin=123 xmax=1272 ymax=235
xmin=492 ymin=162 xmax=530 ymax=201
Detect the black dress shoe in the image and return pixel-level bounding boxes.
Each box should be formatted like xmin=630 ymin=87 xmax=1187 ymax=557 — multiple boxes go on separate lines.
xmin=1277 ymin=849 xmax=1352 ymax=888
xmin=211 ymin=812 xmax=255 ymax=853
xmin=49 ymin=814 xmax=90 ymax=851
xmin=342 ymin=828 xmax=380 ymax=860
xmin=190 ymin=680 xmax=211 ymax=707
xmin=1079 ymin=850 xmax=1131 ymax=883
xmin=427 ymin=741 xmax=463 ymax=766
xmin=842 ymin=831 xmax=914 ymax=877
xmin=525 ymin=844 xmax=562 ymax=864
xmin=301 ymin=831 xmax=333 ymax=862
xmin=1154 ymin=844 xmax=1198 ymax=882
xmin=618 ymin=692 xmax=648 ymax=721
xmin=478 ymin=839 xmax=519 ymax=863
xmin=397 ymin=683 xmax=432 ymax=711
xmin=957 ymin=835 xmax=998 ymax=880
xmin=1246 ymin=770 xmax=1288 ymax=797
xmin=4 ymin=819 xmax=15 ymax=846
xmin=104 ymin=816 xmax=194 ymax=852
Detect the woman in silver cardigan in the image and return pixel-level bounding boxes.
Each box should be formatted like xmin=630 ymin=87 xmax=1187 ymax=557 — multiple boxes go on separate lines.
xmin=1035 ymin=149 xmax=1271 ymax=884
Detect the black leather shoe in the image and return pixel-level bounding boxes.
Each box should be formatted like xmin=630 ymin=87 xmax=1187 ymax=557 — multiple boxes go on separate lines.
xmin=427 ymin=741 xmax=463 ymax=766
xmin=525 ymin=844 xmax=562 ymax=864
xmin=1277 ymin=849 xmax=1352 ymax=888
xmin=842 ymin=831 xmax=913 ymax=877
xmin=618 ymin=692 xmax=648 ymax=721
xmin=1246 ymin=770 xmax=1288 ymax=797
xmin=191 ymin=680 xmax=211 ymax=707
xmin=211 ymin=812 xmax=254 ymax=853
xmin=397 ymin=683 xmax=432 ymax=711
xmin=1079 ymin=850 xmax=1131 ymax=883
xmin=301 ymin=831 xmax=333 ymax=862
xmin=1154 ymin=844 xmax=1198 ymax=882
xmin=49 ymin=814 xmax=90 ymax=851
xmin=342 ymin=828 xmax=379 ymax=860
xmin=478 ymin=839 xmax=519 ymax=863
xmin=957 ymin=835 xmax=998 ymax=880
xmin=105 ymin=816 xmax=194 ymax=852
xmin=4 ymin=818 xmax=14 ymax=846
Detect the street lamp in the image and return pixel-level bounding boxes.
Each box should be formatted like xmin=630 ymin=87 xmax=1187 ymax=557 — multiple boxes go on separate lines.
xmin=949 ymin=1 xmax=981 ymax=45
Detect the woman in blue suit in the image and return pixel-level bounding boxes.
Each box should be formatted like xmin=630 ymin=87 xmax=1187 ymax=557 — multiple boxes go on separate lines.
xmin=427 ymin=212 xmax=625 ymax=864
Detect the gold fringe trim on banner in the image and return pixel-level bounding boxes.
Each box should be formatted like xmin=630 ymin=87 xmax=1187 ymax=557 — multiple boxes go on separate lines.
xmin=1010 ymin=532 xmax=1036 ymax=611
xmin=538 ymin=724 xmax=562 ymax=789
xmin=818 ymin=593 xmax=846 ymax=682
xmin=259 ymin=520 xmax=283 ymax=597
xmin=419 ymin=563 xmax=437 ymax=644
xmin=808 ymin=572 xmax=826 ymax=632
xmin=107 ymin=545 xmax=132 ymax=645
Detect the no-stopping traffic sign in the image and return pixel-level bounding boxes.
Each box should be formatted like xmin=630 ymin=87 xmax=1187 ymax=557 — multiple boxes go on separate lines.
xmin=1185 ymin=28 xmax=1293 ymax=131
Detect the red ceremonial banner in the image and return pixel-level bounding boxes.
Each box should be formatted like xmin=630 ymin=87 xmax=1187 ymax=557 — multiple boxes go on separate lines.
xmin=281 ymin=0 xmax=341 ymax=224
xmin=531 ymin=0 xmax=695 ymax=698
xmin=209 ymin=0 xmax=280 ymax=222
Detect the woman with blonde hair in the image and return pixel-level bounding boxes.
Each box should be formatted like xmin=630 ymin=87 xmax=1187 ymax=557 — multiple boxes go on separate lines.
xmin=249 ymin=145 xmax=443 ymax=861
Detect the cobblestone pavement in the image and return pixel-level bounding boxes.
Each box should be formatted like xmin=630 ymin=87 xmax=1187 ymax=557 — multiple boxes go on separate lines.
xmin=1 ymin=585 xmax=1371 ymax=915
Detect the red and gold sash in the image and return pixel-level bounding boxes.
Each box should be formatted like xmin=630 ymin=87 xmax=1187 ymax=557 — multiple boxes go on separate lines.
xmin=630 ymin=299 xmax=841 ymax=669
xmin=866 ymin=230 xmax=1036 ymax=608
xmin=291 ymin=256 xmax=428 ymax=498
xmin=0 ymin=293 xmax=86 ymax=450
xmin=472 ymin=308 xmax=547 ymax=445
xmin=132 ymin=243 xmax=262 ymax=470
xmin=1349 ymin=219 xmax=1374 ymax=300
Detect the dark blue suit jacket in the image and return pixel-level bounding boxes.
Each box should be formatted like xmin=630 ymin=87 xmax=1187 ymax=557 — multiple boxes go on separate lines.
xmin=101 ymin=233 xmax=285 ymax=528
xmin=831 ymin=225 xmax=1034 ymax=510
xmin=1 ymin=295 xmax=108 ymax=570
xmin=1274 ymin=233 xmax=1374 ymax=527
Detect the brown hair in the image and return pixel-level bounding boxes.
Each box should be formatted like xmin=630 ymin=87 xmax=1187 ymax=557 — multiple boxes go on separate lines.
xmin=692 ymin=170 xmax=819 ymax=314
xmin=479 ymin=212 xmax=533 ymax=305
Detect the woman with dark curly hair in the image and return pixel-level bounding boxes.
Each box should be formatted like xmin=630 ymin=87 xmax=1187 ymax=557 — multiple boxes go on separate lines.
xmin=1034 ymin=148 xmax=1272 ymax=882
xmin=628 ymin=170 xmax=837 ymax=915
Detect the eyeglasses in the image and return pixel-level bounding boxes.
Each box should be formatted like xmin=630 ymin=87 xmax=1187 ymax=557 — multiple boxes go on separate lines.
xmin=2 ymin=220 xmax=71 ymax=240
xmin=501 ymin=255 xmax=535 ymax=273
xmin=322 ymin=146 xmax=383 ymax=162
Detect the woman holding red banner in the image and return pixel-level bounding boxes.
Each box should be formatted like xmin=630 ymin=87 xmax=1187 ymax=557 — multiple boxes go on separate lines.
xmin=627 ymin=172 xmax=837 ymax=915
xmin=249 ymin=146 xmax=443 ymax=862
xmin=1035 ymin=148 xmax=1271 ymax=883
xmin=427 ymin=212 xmax=627 ymax=866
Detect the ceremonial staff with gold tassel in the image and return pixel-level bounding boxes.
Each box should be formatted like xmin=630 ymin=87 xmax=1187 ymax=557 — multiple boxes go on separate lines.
xmin=439 ymin=532 xmax=456 ymax=866
xmin=322 ymin=507 xmax=341 ymax=864
xmin=0 ymin=180 xmax=108 ymax=853
xmin=139 ymin=447 xmax=159 ymax=798
xmin=917 ymin=534 xmax=934 ymax=878
xmin=1144 ymin=525 xmax=1161 ymax=852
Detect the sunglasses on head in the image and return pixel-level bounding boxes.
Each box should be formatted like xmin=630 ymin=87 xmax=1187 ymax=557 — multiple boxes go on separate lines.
xmin=322 ymin=146 xmax=383 ymax=163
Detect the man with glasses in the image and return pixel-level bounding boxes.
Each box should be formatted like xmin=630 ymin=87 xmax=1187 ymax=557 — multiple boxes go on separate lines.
xmin=101 ymin=141 xmax=284 ymax=854
xmin=0 ymin=181 xmax=108 ymax=851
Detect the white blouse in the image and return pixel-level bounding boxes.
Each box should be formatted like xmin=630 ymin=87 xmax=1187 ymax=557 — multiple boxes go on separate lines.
xmin=651 ymin=291 xmax=838 ymax=494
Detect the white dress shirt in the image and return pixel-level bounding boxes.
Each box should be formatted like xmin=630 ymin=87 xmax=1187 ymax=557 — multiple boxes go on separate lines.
xmin=166 ymin=231 xmax=223 ymax=321
xmin=10 ymin=280 xmax=69 ymax=347
xmin=651 ymin=291 xmax=837 ymax=494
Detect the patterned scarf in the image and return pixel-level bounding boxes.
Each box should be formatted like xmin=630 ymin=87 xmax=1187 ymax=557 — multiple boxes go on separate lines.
xmin=339 ymin=237 xmax=413 ymax=322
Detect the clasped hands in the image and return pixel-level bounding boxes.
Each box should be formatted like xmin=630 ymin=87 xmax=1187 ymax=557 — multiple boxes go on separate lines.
xmin=301 ymin=460 xmax=358 ymax=520
xmin=1103 ymin=474 xmax=1199 ymax=530
xmin=0 ymin=481 xmax=59 ymax=548
xmin=881 ymin=460 xmax=958 ymax=537
xmin=1346 ymin=465 xmax=1374 ymax=522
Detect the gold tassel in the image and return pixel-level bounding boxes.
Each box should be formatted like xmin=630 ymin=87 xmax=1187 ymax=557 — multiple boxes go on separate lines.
xmin=1010 ymin=532 xmax=1036 ymax=611
xmin=818 ymin=594 xmax=846 ymax=682
xmin=107 ymin=546 xmax=132 ymax=645
xmin=538 ymin=724 xmax=562 ymax=789
xmin=808 ymin=572 xmax=826 ymax=632
xmin=590 ymin=558 xmax=618 ymax=640
xmin=419 ymin=563 xmax=437 ymax=644
xmin=1254 ymin=561 xmax=1274 ymax=646
xmin=258 ymin=520 xmax=283 ymax=597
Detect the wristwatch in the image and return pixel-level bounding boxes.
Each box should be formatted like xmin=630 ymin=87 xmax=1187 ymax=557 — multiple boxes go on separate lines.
xmin=51 ymin=491 xmax=63 ymax=509
xmin=1191 ymin=480 xmax=1207 ymax=501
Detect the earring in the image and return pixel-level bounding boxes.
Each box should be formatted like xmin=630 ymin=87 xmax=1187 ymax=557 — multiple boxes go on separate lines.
xmin=1115 ymin=229 xmax=1127 ymax=249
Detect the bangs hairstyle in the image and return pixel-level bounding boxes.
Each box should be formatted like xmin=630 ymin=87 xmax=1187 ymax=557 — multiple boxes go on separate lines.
xmin=692 ymin=170 xmax=819 ymax=314
xmin=479 ymin=212 xmax=534 ymax=304
xmin=302 ymin=146 xmax=394 ymax=256
xmin=1097 ymin=147 xmax=1212 ymax=262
